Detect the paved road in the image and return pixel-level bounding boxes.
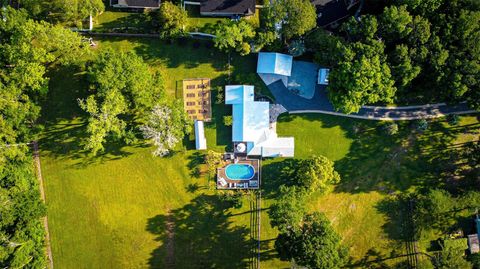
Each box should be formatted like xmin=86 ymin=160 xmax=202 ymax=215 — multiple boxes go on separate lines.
xmin=265 ymin=80 xmax=477 ymax=120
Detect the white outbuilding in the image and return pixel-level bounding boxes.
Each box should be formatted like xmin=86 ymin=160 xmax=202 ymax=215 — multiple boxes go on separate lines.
xmin=194 ymin=120 xmax=207 ymax=150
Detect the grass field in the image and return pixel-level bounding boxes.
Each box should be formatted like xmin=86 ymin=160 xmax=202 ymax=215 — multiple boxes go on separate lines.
xmin=40 ymin=35 xmax=479 ymax=268
xmin=270 ymin=113 xmax=479 ymax=266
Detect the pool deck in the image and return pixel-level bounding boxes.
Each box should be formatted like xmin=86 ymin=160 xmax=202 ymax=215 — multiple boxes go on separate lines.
xmin=217 ymin=157 xmax=260 ymax=190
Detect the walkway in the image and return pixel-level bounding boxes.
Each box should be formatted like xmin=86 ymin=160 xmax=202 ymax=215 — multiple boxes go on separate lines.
xmin=265 ymin=80 xmax=477 ymax=120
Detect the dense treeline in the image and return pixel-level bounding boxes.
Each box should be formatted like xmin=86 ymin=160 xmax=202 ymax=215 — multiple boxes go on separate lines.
xmin=0 ymin=7 xmax=88 ymax=267
xmin=308 ymin=0 xmax=480 ymax=113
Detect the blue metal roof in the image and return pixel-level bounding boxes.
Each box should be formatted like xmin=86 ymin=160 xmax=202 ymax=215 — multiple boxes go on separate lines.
xmin=225 ymin=85 xmax=254 ymax=104
xmin=257 ymin=52 xmax=293 ymax=76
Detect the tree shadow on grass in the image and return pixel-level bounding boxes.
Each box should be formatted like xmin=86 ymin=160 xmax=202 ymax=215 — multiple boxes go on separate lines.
xmin=333 ymin=118 xmax=480 ymax=195
xmin=187 ymin=151 xmax=205 ymax=178
xmin=147 ymin=194 xmax=251 ymax=268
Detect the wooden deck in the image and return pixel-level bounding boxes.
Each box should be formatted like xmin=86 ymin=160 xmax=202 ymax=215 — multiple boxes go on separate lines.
xmin=217 ymin=157 xmax=261 ymax=189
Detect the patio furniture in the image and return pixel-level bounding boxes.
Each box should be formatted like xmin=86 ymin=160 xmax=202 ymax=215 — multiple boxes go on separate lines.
xmin=218 ymin=177 xmax=227 ymax=187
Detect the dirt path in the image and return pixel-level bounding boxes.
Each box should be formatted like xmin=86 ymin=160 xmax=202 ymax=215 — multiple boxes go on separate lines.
xmin=32 ymin=141 xmax=54 ymax=269
xmin=164 ymin=211 xmax=175 ymax=268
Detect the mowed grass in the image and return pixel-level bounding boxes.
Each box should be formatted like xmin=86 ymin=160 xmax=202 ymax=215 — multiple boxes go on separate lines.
xmin=41 ymin=37 xmax=272 ymax=268
xmin=265 ymin=113 xmax=479 ymax=266
xmin=40 ymin=35 xmax=479 ymax=268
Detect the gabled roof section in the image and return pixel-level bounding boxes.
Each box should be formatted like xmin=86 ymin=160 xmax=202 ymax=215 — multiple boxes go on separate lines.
xmin=225 ymin=85 xmax=254 ymax=104
xmin=111 ymin=0 xmax=160 ymax=8
xmin=200 ymin=0 xmax=256 ymax=15
xmin=257 ymin=53 xmax=293 ymax=77
xmin=232 ymin=101 xmax=270 ymax=142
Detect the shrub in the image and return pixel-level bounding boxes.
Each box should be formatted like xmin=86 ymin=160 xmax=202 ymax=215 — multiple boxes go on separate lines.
xmin=223 ymin=115 xmax=233 ymax=126
xmin=218 ymin=191 xmax=243 ymax=208
xmin=215 ymin=86 xmax=224 ymax=104
xmin=415 ymin=119 xmax=428 ymax=131
xmin=382 ymin=122 xmax=399 ymax=135
xmin=447 ymin=114 xmax=459 ymax=126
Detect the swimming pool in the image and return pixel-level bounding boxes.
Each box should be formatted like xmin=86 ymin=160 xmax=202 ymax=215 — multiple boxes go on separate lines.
xmin=225 ymin=164 xmax=255 ymax=180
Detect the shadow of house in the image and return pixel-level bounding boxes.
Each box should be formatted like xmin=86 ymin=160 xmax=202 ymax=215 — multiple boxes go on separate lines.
xmin=147 ymin=194 xmax=251 ymax=268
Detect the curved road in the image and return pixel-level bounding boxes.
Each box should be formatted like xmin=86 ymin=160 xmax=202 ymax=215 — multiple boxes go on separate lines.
xmin=265 ymin=80 xmax=477 ymax=121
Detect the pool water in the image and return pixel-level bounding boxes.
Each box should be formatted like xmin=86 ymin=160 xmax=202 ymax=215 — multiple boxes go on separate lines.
xmin=225 ymin=164 xmax=255 ymax=180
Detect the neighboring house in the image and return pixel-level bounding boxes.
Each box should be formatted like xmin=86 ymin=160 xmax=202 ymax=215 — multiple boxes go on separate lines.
xmin=225 ymin=85 xmax=294 ymax=157
xmin=200 ymin=0 xmax=255 ymax=17
xmin=311 ymin=0 xmax=360 ymax=27
xmin=194 ymin=120 xmax=207 ymax=150
xmin=110 ymin=0 xmax=160 ymax=9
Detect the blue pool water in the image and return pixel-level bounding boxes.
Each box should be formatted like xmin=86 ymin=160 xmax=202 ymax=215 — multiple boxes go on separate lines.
xmin=225 ymin=164 xmax=255 ymax=180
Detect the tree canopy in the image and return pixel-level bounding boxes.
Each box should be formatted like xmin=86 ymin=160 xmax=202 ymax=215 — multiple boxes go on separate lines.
xmin=214 ymin=20 xmax=256 ymax=55
xmin=310 ymin=0 xmax=480 ymax=111
xmin=140 ymin=103 xmax=191 ymax=157
xmin=275 ymin=212 xmax=349 ymax=269
xmin=79 ymin=50 xmax=164 ymax=154
xmin=271 ymin=0 xmax=317 ymax=40
xmin=0 ymin=7 xmax=88 ymax=268
xmin=158 ymin=2 xmax=187 ymax=39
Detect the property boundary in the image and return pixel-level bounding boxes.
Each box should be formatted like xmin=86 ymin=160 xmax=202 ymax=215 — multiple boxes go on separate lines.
xmin=32 ymin=141 xmax=54 ymax=269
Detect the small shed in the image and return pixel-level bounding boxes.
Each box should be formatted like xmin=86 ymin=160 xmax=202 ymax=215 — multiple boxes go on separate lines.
xmin=195 ymin=120 xmax=207 ymax=150
xmin=318 ymin=68 xmax=330 ymax=85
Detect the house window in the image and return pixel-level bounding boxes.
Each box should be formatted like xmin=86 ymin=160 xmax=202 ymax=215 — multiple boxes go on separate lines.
xmin=198 ymin=110 xmax=205 ymax=113
xmin=186 ymin=102 xmax=195 ymax=106
xmin=187 ymin=110 xmax=196 ymax=114
xmin=186 ymin=93 xmax=195 ymax=98
xmin=198 ymin=92 xmax=205 ymax=97
xmin=186 ymin=85 xmax=195 ymax=89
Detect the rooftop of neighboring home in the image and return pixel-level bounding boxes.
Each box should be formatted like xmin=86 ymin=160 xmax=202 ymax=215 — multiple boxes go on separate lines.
xmin=200 ymin=0 xmax=256 ymax=16
xmin=225 ymin=85 xmax=294 ymax=157
xmin=311 ymin=0 xmax=360 ymax=27
xmin=256 ymin=52 xmax=293 ymax=77
xmin=110 ymin=0 xmax=160 ymax=8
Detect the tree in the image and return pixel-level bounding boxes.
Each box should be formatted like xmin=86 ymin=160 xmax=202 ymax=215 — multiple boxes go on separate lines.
xmin=389 ymin=44 xmax=421 ymax=89
xmin=78 ymin=89 xmax=128 ymax=155
xmin=269 ymin=186 xmax=306 ymax=232
xmin=214 ymin=20 xmax=255 ymax=55
xmin=205 ymin=150 xmax=222 ymax=178
xmin=271 ymin=0 xmax=316 ymax=40
xmin=79 ymin=50 xmax=164 ymax=154
xmin=414 ymin=189 xmax=456 ymax=234
xmin=140 ymin=102 xmax=191 ymax=157
xmin=328 ymin=41 xmax=396 ymax=114
xmin=435 ymin=243 xmax=472 ymax=269
xmin=275 ymin=212 xmax=349 ymax=269
xmin=307 ymin=29 xmax=346 ymax=67
xmin=294 ymin=155 xmax=341 ymax=193
xmin=287 ymin=40 xmax=306 ymax=57
xmin=158 ymin=2 xmax=187 ymax=39
xmin=380 ymin=5 xmax=413 ymax=41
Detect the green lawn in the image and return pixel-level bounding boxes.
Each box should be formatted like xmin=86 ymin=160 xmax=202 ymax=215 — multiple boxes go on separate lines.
xmin=41 ymin=37 xmax=288 ymax=268
xmin=266 ymin=113 xmax=479 ymax=266
xmin=40 ymin=36 xmax=479 ymax=268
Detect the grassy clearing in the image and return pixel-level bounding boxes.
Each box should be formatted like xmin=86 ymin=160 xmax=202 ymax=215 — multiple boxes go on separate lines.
xmin=40 ymin=35 xmax=479 ymax=268
xmin=264 ymin=113 xmax=479 ymax=266
xmin=41 ymin=37 xmax=287 ymax=268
